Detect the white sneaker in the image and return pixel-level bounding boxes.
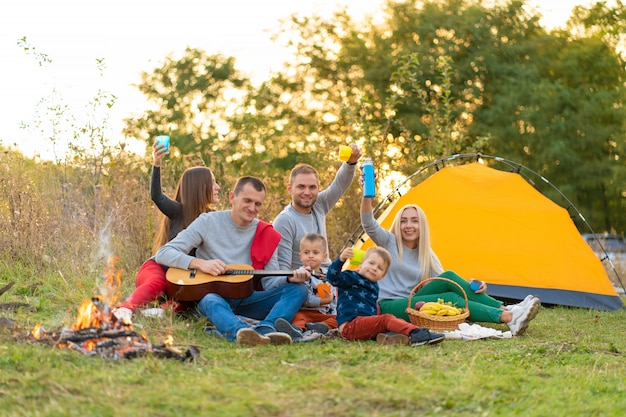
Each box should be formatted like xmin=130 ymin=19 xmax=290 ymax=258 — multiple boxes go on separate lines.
xmin=505 ymin=295 xmax=537 ymax=311
xmin=112 ymin=307 xmax=132 ymax=322
xmin=141 ymin=308 xmax=165 ymax=318
xmin=525 ymin=297 xmax=541 ymax=323
xmin=507 ymin=297 xmax=541 ymax=336
xmin=507 ymin=305 xmax=531 ymax=336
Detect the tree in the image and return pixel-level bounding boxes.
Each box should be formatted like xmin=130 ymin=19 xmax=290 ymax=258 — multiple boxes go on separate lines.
xmin=265 ymin=0 xmax=625 ymax=233
xmin=126 ymin=0 xmax=626 ymax=235
xmin=122 ymin=47 xmax=250 ymax=171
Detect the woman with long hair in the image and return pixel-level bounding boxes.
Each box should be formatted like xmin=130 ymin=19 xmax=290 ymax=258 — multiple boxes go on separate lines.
xmin=114 ymin=139 xmax=220 ymax=321
xmin=361 ymin=194 xmax=540 ymax=336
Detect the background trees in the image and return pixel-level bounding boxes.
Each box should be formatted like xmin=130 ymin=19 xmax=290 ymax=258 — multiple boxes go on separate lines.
xmin=123 ymin=0 xmax=625 ymax=242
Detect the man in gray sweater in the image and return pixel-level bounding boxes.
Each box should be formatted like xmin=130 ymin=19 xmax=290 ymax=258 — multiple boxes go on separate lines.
xmin=273 ymin=143 xmax=361 ymax=270
xmin=155 ymin=176 xmax=310 ymax=346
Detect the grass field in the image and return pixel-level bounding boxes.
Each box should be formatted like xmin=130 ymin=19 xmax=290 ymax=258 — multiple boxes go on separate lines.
xmin=1 ymin=273 xmax=624 ymax=417
xmin=1 ymin=148 xmax=624 ymax=416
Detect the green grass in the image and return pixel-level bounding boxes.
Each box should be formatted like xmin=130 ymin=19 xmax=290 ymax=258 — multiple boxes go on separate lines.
xmin=1 ymin=266 xmax=625 ymax=417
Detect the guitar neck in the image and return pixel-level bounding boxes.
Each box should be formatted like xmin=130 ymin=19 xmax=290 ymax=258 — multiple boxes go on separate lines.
xmin=226 ymin=269 xmax=324 ymax=279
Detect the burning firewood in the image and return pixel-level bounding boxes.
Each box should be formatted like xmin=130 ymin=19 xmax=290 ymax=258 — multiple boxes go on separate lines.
xmin=19 ymin=256 xmax=201 ymax=361
xmin=24 ymin=313 xmax=200 ymax=361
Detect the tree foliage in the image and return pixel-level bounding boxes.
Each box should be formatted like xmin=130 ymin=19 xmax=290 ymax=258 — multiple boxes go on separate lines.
xmin=125 ymin=0 xmax=626 ymax=237
xmin=122 ymin=47 xmax=250 ymax=173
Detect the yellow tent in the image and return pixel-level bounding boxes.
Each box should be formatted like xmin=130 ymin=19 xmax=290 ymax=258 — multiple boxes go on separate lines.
xmin=356 ymin=162 xmax=623 ymax=310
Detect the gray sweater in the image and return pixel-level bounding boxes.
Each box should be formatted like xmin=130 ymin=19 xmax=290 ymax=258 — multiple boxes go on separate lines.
xmin=155 ymin=210 xmax=286 ymax=290
xmin=273 ymin=162 xmax=356 ymax=270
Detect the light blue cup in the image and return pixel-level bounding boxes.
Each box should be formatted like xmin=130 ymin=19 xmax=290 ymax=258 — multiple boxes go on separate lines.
xmin=155 ymin=135 xmax=170 ymax=151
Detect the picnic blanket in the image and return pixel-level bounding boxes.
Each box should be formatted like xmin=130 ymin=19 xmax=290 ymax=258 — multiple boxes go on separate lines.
xmin=443 ymin=323 xmax=512 ymax=340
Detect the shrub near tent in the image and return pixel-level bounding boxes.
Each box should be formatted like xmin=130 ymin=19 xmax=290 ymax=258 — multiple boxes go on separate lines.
xmin=356 ymin=161 xmax=624 ymax=311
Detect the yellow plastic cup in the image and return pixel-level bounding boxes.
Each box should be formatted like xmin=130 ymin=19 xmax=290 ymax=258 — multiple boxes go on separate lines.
xmin=350 ymin=248 xmax=366 ymax=266
xmin=338 ymin=145 xmax=352 ymax=162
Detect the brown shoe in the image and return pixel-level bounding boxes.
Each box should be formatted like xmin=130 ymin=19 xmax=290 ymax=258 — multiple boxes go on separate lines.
xmin=376 ymin=332 xmax=409 ymax=345
xmin=264 ymin=332 xmax=293 ymax=345
xmin=236 ymin=328 xmax=270 ymax=346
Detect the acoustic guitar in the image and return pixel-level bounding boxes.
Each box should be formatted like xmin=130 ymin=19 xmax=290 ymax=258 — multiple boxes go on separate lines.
xmin=165 ymin=264 xmax=325 ymax=301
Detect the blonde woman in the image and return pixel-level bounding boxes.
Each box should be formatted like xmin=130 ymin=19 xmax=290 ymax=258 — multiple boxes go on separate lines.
xmin=361 ymin=195 xmax=540 ymax=336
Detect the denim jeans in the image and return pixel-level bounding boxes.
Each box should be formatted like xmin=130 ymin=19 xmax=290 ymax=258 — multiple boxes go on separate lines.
xmin=198 ymin=283 xmax=308 ymax=342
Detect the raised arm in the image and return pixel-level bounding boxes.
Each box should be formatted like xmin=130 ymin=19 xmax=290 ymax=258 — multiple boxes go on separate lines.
xmin=360 ymin=196 xmax=395 ymax=248
xmin=150 ymin=139 xmax=180 ymax=218
xmin=316 ymin=143 xmax=361 ymax=211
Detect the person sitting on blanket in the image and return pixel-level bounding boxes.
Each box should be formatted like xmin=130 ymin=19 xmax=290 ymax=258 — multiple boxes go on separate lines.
xmin=325 ymin=245 xmax=445 ymax=346
xmin=155 ymin=176 xmax=310 ymax=346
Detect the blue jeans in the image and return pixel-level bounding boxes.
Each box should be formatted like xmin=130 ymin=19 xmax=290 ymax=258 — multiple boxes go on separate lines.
xmin=197 ymin=283 xmax=308 ymax=342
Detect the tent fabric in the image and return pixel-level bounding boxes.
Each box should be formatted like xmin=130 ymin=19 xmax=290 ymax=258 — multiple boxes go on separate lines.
xmin=356 ymin=162 xmax=623 ymax=311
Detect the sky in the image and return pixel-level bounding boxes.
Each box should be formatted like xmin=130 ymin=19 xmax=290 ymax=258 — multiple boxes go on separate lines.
xmin=0 ymin=0 xmax=591 ymax=160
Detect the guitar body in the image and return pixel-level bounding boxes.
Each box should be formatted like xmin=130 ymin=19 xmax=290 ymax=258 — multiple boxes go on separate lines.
xmin=166 ymin=264 xmax=255 ymax=300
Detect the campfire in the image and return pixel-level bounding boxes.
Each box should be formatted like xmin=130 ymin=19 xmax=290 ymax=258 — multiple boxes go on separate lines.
xmin=24 ymin=257 xmax=199 ymax=361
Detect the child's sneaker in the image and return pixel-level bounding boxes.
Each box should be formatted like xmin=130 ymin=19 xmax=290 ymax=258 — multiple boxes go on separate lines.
xmin=376 ymin=332 xmax=409 ymax=345
xmin=305 ymin=322 xmax=329 ymax=334
xmin=409 ymin=328 xmax=445 ymax=346
xmin=274 ymin=318 xmax=304 ymax=340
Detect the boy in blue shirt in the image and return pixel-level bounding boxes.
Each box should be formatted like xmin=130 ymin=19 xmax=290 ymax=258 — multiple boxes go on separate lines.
xmin=326 ymin=246 xmax=445 ymax=346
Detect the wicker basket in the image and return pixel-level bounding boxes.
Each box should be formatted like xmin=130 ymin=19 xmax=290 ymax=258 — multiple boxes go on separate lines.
xmin=406 ymin=277 xmax=470 ymax=331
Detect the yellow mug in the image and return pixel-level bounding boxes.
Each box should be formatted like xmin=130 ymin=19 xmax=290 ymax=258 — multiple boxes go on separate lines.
xmin=349 ymin=248 xmax=366 ymax=266
xmin=338 ymin=145 xmax=352 ymax=162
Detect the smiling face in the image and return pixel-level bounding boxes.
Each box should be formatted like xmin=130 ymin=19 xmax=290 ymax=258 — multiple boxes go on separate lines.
xmin=229 ymin=183 xmax=265 ymax=226
xmin=358 ymin=252 xmax=389 ymax=282
xmin=211 ymin=174 xmax=221 ymax=202
xmin=299 ymin=238 xmax=327 ymax=272
xmin=288 ymin=172 xmax=319 ymax=214
xmin=399 ymin=207 xmax=420 ymax=248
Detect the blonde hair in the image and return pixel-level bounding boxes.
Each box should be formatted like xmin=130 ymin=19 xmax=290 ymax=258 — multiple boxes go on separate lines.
xmin=389 ymin=204 xmax=443 ymax=278
xmin=363 ymin=246 xmax=392 ymax=273
xmin=300 ymin=232 xmax=326 ymax=250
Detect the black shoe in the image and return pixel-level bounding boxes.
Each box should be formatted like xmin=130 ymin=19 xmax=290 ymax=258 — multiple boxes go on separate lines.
xmin=305 ymin=322 xmax=329 ymax=334
xmin=410 ymin=328 xmax=445 ymax=346
xmin=427 ymin=331 xmax=445 ymax=345
xmin=274 ymin=318 xmax=304 ymax=340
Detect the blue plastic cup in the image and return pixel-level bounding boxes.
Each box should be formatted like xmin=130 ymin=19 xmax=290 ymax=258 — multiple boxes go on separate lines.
xmin=469 ymin=279 xmax=483 ymax=292
xmin=155 ymin=135 xmax=170 ymax=151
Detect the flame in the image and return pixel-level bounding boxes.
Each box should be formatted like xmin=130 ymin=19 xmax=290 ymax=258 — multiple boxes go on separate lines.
xmin=101 ymin=256 xmax=123 ymax=307
xmin=27 ymin=255 xmax=181 ymax=359
xmin=73 ymin=299 xmax=102 ymax=330
xmin=31 ymin=323 xmax=42 ymax=339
